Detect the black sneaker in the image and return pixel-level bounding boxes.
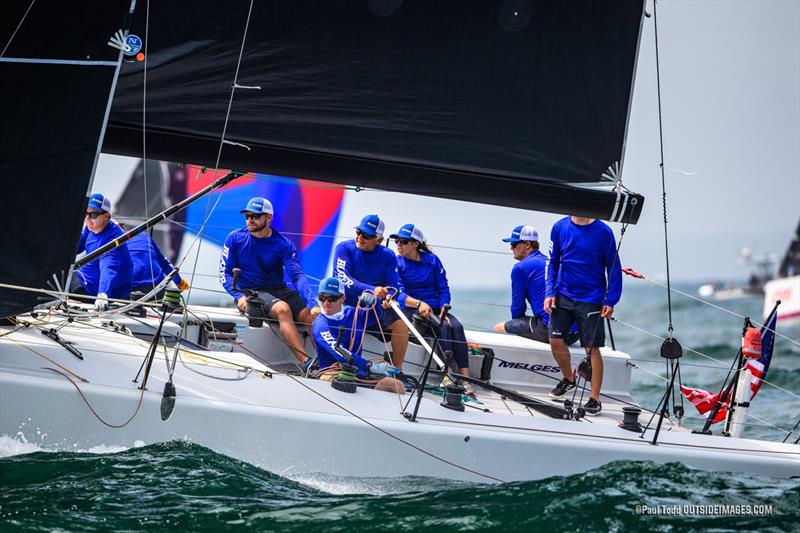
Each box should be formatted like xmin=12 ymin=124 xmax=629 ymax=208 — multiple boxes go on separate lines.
xmin=550 ymin=378 xmax=576 ymax=397
xmin=584 ymin=398 xmax=602 ymax=416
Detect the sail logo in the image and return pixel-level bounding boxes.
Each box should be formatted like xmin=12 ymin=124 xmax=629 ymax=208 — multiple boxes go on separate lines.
xmin=107 ymin=30 xmax=142 ymax=56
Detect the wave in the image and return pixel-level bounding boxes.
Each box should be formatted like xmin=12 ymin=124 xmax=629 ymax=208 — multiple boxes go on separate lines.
xmin=1 ymin=442 xmax=797 ymax=532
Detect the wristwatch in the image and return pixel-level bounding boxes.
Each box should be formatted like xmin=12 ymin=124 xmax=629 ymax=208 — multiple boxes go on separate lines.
xmin=415 ymin=300 xmax=421 ymax=309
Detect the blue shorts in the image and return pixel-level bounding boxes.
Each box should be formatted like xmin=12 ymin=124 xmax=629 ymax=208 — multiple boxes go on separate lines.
xmin=504 ymin=315 xmax=549 ymax=343
xmin=548 ymin=294 xmax=604 ymax=348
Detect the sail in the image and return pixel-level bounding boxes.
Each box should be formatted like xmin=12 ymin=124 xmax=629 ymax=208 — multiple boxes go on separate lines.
xmin=0 ymin=1 xmax=132 ymax=317
xmin=777 ymin=219 xmax=800 ymax=278
xmin=104 ymin=0 xmax=645 ymax=224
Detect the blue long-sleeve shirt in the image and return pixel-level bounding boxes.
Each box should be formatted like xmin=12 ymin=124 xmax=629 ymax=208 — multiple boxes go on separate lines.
xmin=396 ymin=252 xmax=451 ymax=310
xmin=75 ymin=222 xmax=133 ymax=298
xmin=510 ymin=250 xmax=548 ymax=324
xmin=333 ymin=240 xmax=408 ymax=307
xmin=219 ymin=227 xmax=315 ymax=309
xmin=128 ymin=233 xmax=183 ymax=290
xmin=545 ymin=217 xmax=622 ymax=306
xmin=312 ymin=306 xmax=377 ymax=377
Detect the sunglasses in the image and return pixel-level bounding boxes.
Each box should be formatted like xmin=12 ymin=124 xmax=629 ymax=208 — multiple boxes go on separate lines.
xmin=85 ymin=211 xmax=107 ymax=220
xmin=245 ymin=213 xmax=265 ymax=220
xmin=356 ymin=229 xmax=377 ymax=240
xmin=394 ymin=238 xmax=414 ymax=245
xmin=318 ymin=294 xmax=340 ymax=303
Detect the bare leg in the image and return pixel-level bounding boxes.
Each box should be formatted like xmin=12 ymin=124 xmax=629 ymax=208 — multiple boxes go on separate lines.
xmin=589 ymin=346 xmax=603 ymax=400
xmin=269 ymin=302 xmax=307 ymax=364
xmin=296 ymin=307 xmax=313 ymax=328
xmin=492 ymin=322 xmax=506 ymax=333
xmin=458 ymin=367 xmax=470 ymax=377
xmin=388 ymin=319 xmax=408 ymax=370
xmin=549 ymin=337 xmax=573 ymax=381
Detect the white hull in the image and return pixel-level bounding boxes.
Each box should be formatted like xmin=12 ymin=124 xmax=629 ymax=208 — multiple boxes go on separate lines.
xmin=763 ymin=275 xmax=800 ymax=328
xmin=2 ymin=304 xmax=798 ymax=483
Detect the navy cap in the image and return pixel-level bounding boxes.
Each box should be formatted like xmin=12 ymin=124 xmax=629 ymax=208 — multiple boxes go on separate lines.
xmin=240 ymin=197 xmax=274 ymax=215
xmin=389 ymin=223 xmax=426 ymax=242
xmin=355 ymin=214 xmax=385 ymax=236
xmin=87 ymin=193 xmax=111 ymax=212
xmin=502 ymin=225 xmax=539 ymax=244
xmin=318 ymin=276 xmax=345 ymax=297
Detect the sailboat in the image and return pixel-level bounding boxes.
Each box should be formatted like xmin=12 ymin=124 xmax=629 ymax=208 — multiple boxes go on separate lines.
xmin=1 ymin=0 xmax=798 ymax=483
xmin=763 ymin=220 xmax=800 ymax=328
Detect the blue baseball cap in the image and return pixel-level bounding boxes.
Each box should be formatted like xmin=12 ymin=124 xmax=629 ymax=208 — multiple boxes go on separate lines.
xmin=318 ymin=276 xmax=345 ymax=297
xmin=87 ymin=193 xmax=111 ymax=212
xmin=355 ymin=214 xmax=385 ymax=236
xmin=389 ymin=223 xmax=426 ymax=242
xmin=502 ymin=225 xmax=539 ymax=244
xmin=240 ymin=197 xmax=274 ymax=215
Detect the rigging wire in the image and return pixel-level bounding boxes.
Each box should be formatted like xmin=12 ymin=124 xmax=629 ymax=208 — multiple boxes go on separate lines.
xmin=0 ymin=0 xmax=36 ymax=57
xmin=141 ymin=0 xmax=156 ymax=288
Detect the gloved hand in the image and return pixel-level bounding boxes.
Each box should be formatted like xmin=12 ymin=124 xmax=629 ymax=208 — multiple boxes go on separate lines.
xmin=177 ymin=278 xmax=190 ymax=291
xmin=358 ymin=292 xmax=377 ymax=307
xmin=94 ymin=293 xmax=109 ymax=311
xmin=370 ymin=362 xmax=399 ymax=377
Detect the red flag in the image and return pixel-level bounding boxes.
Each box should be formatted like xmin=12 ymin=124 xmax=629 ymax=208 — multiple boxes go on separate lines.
xmin=680 ymin=385 xmax=728 ymax=423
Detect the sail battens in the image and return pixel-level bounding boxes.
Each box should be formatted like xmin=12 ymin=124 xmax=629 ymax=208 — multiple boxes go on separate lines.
xmin=0 ymin=57 xmax=117 ymax=66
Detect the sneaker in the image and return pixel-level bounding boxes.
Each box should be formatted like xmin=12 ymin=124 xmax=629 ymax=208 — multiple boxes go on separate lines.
xmin=584 ymin=398 xmax=602 ymax=416
xmin=549 ymin=378 xmax=576 ymax=397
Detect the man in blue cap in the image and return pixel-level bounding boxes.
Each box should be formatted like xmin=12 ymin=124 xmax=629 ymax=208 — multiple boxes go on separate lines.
xmin=74 ymin=193 xmax=133 ymax=310
xmin=493 ymin=225 xmax=560 ymax=344
xmin=219 ymin=197 xmax=320 ymax=367
xmin=311 ymin=276 xmax=401 ymax=392
xmin=127 ymin=231 xmax=190 ymax=297
xmin=544 ymin=216 xmax=622 ymax=416
xmin=333 ymin=214 xmax=409 ymax=370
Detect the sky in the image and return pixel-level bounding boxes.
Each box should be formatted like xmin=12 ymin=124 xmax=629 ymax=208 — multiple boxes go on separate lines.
xmin=94 ymin=0 xmax=800 ymax=289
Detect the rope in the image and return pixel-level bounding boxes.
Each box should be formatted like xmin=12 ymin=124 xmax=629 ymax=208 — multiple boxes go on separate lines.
xmin=0 ymin=0 xmax=36 ymax=57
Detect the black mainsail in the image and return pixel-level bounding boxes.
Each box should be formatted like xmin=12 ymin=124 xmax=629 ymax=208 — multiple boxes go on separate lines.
xmin=1 ymin=0 xmax=646 ymax=317
xmin=105 ymin=0 xmax=645 ymax=223
xmin=0 ymin=1 xmax=133 ymax=317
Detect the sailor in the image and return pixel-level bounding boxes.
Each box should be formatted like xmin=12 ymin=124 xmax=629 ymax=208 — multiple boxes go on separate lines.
xmin=493 ymin=225 xmax=578 ymax=345
xmin=544 ymin=216 xmax=622 ymax=416
xmin=333 ymin=214 xmax=410 ymax=370
xmin=311 ymin=277 xmax=404 ymax=393
xmin=74 ymin=193 xmax=133 ymax=310
xmin=391 ymin=223 xmax=470 ymax=378
xmin=127 ymin=231 xmax=189 ymax=297
xmin=219 ymin=197 xmax=320 ymax=367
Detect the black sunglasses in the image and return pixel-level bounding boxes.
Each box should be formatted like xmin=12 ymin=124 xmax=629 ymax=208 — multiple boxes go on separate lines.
xmin=85 ymin=211 xmax=107 ymax=220
xmin=318 ymin=294 xmax=340 ymax=303
xmin=245 ymin=213 xmax=265 ymax=220
xmin=394 ymin=238 xmax=414 ymax=245
xmin=356 ymin=229 xmax=377 ymax=240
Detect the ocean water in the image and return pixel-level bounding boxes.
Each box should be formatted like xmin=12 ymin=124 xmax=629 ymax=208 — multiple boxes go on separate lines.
xmin=2 ymin=282 xmax=799 ymax=531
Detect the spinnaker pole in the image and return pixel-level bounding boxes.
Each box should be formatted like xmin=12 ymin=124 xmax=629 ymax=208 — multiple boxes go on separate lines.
xmin=75 ymin=170 xmax=244 ymax=268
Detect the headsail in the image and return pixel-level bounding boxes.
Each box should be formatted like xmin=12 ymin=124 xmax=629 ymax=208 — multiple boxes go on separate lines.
xmin=0 ymin=1 xmax=133 ymax=317
xmin=104 ymin=0 xmax=646 ymax=223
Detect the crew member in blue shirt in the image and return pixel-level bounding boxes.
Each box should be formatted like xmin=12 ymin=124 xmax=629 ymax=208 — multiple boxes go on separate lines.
xmin=219 ymin=197 xmax=320 ymax=367
xmin=492 ymin=225 xmax=578 ymax=346
xmin=544 ymin=216 xmax=622 ymax=416
xmin=127 ymin=231 xmax=189 ymax=296
xmin=333 ymin=215 xmax=410 ymax=370
xmin=74 ymin=193 xmax=133 ymax=310
xmin=392 ymin=223 xmax=470 ymax=377
xmin=311 ymin=277 xmax=403 ymax=393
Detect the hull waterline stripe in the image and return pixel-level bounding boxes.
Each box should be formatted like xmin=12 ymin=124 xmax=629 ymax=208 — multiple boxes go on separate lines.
xmin=0 ymin=57 xmax=117 ymax=66
xmin=417 ymin=416 xmax=800 ymax=457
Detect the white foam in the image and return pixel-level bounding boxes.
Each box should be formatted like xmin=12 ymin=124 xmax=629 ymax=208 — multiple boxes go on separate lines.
xmin=0 ymin=434 xmax=138 ymax=458
xmin=0 ymin=435 xmax=44 ymax=458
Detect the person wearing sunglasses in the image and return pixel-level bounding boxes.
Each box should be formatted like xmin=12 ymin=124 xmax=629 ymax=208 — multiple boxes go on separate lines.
xmin=310 ymin=277 xmax=403 ymax=393
xmin=391 ymin=224 xmax=469 ymax=378
xmin=332 ymin=214 xmax=410 ymax=370
xmin=219 ymin=197 xmax=320 ymax=367
xmin=73 ymin=193 xmax=133 ymax=311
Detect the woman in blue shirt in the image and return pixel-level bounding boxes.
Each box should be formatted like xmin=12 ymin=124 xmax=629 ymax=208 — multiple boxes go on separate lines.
xmin=391 ymin=224 xmax=469 ymax=377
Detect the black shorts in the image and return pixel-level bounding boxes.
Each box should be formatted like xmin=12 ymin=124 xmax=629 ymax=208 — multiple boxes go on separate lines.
xmin=367 ymin=305 xmax=403 ymax=341
xmin=548 ymin=294 xmax=605 ymax=348
xmin=254 ymin=287 xmax=307 ymax=320
xmin=504 ymin=315 xmax=550 ymax=343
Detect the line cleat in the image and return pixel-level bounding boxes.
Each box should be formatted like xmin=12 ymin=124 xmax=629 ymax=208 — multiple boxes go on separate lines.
xmin=549 ymin=377 xmax=576 ymax=397
xmin=584 ymin=398 xmax=602 ymax=416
